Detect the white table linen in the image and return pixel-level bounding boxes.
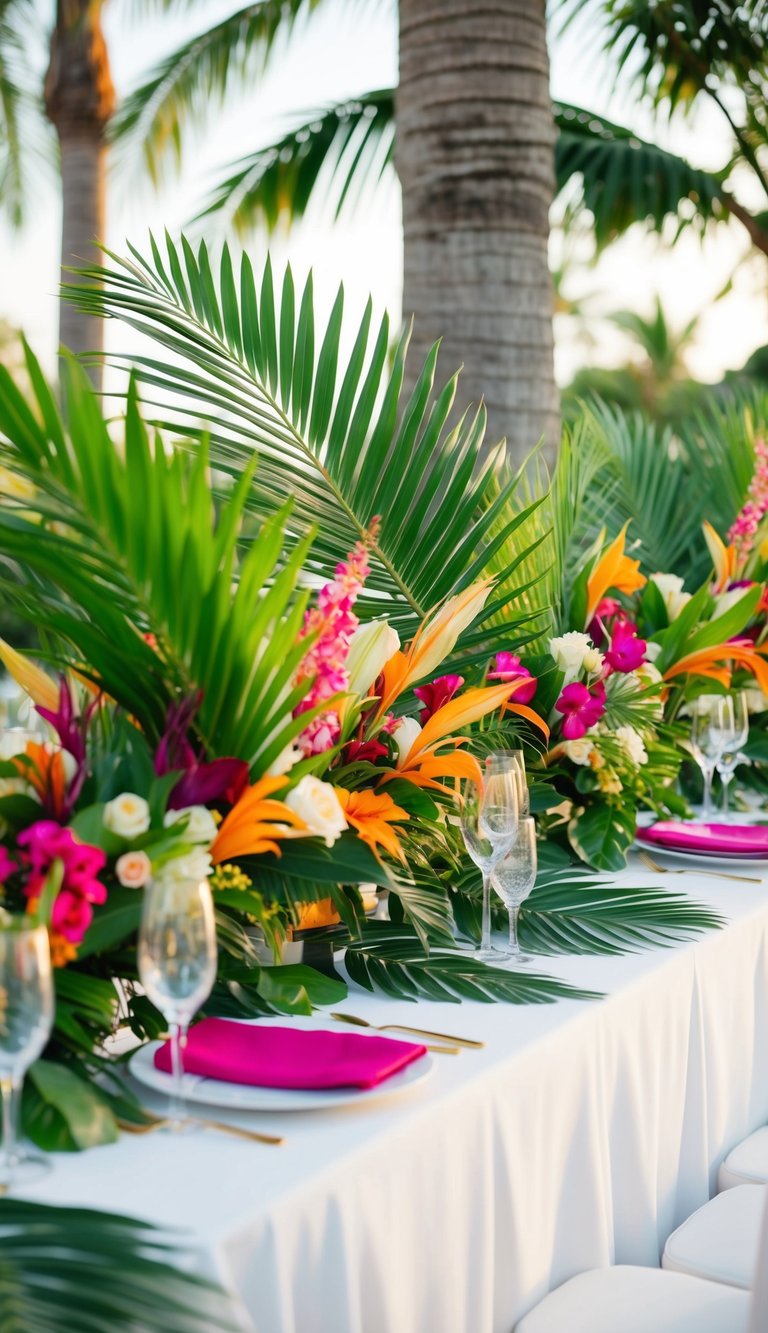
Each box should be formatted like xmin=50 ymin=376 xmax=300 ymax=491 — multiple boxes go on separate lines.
xmin=20 ymin=858 xmax=768 ymax=1333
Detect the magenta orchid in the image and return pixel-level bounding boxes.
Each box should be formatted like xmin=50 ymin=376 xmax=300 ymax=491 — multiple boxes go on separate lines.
xmin=555 ymin=681 xmax=607 ymax=740
xmin=414 ymin=674 xmax=464 ymax=723
xmin=604 ymin=620 xmax=647 ymax=674
xmin=487 ymin=653 xmax=537 ymax=704
xmin=18 ymin=821 xmax=107 ymax=945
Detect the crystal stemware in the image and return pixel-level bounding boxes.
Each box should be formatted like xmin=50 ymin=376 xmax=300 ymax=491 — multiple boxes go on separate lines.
xmin=460 ymin=771 xmax=519 ymax=962
xmin=493 ymin=817 xmax=537 ymax=966
xmin=486 ymin=748 xmax=530 ymax=817
xmin=690 ymin=696 xmax=736 ymax=821
xmin=138 ymin=877 xmax=217 ymax=1129
xmin=716 ymin=693 xmax=749 ymax=818
xmin=0 ymin=920 xmax=54 ymax=1189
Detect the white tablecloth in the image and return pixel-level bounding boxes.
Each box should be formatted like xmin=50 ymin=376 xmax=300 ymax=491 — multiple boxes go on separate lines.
xmin=21 ymin=857 xmax=768 ymax=1333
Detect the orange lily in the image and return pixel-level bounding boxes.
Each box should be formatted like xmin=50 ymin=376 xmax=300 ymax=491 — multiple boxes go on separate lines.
xmin=585 ymin=525 xmax=646 ymax=624
xmin=0 ymin=639 xmax=59 ymax=711
xmin=212 ymin=775 xmax=306 ymax=864
xmin=702 ymin=521 xmax=737 ymax=594
xmin=15 ymin=741 xmax=69 ymax=818
xmin=663 ymin=640 xmax=768 ymax=694
xmin=334 ymin=787 xmax=408 ymax=863
xmin=374 ymin=579 xmax=494 ymax=719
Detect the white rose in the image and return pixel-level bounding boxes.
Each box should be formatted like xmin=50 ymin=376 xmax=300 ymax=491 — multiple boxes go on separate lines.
xmin=266 ymin=745 xmax=302 ymax=777
xmin=345 ymin=620 xmax=401 ymax=698
xmin=713 ymin=586 xmax=752 ymax=620
xmin=284 ymin=776 xmax=348 ymax=847
xmin=582 ymin=647 xmax=605 ymax=675
xmin=548 ymin=632 xmax=594 ymax=685
xmin=164 ymin=805 xmax=218 ymax=845
xmin=564 ymin=736 xmax=595 ymax=766
xmin=744 ymin=687 xmax=768 ymax=714
xmin=103 ymin=792 xmax=151 ymax=839
xmin=155 ymin=847 xmax=213 ymax=887
xmin=650 ymin=573 xmax=691 ymax=621
xmin=616 ymin=725 xmax=648 ymax=767
xmin=393 ymin=716 xmax=423 ymax=766
xmin=116 ymin=850 xmax=152 ymax=889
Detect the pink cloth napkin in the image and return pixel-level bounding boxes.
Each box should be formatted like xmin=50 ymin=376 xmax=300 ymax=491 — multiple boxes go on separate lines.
xmin=638 ymin=821 xmax=768 ymax=856
xmin=154 ymin=1017 xmax=427 ymax=1091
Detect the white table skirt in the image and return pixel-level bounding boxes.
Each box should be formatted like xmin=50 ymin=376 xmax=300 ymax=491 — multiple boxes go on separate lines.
xmin=21 ymin=857 xmax=768 ymax=1333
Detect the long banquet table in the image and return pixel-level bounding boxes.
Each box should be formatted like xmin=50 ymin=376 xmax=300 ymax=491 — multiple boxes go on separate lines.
xmin=20 ymin=855 xmax=768 ymax=1333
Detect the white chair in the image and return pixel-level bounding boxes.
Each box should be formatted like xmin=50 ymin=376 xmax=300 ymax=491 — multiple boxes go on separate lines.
xmin=719 ymin=1126 xmax=768 ymax=1191
xmin=514 ymin=1186 xmax=768 ymax=1333
xmin=661 ymin=1183 xmax=765 ymax=1288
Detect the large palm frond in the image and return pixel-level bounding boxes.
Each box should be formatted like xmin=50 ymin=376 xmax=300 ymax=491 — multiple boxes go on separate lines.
xmin=0 ymin=0 xmax=42 ymax=226
xmin=0 ymin=1199 xmax=237 ymax=1331
xmin=64 ymin=235 xmax=544 ymax=655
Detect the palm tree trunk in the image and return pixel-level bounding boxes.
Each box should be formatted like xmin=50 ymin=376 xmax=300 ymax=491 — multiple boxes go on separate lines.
xmin=396 ymin=0 xmax=558 ymax=466
xmin=44 ymin=0 xmax=115 ymax=386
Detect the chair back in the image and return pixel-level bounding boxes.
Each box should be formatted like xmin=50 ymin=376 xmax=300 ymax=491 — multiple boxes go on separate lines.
xmin=749 ymin=1188 xmax=768 ymax=1333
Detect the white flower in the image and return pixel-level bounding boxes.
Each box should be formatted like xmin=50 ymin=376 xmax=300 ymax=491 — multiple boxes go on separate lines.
xmin=564 ymin=736 xmax=595 ymax=766
xmin=713 ymin=586 xmax=752 ymax=619
xmin=0 ymin=729 xmax=42 ymax=760
xmin=284 ymin=776 xmax=348 ymax=847
xmin=616 ymin=725 xmax=648 ymax=767
xmin=394 ymin=716 xmax=423 ymax=766
xmin=164 ymin=805 xmax=218 ymax=846
xmin=744 ymin=687 xmax=768 ymax=715
xmin=582 ymin=647 xmax=605 ymax=675
xmin=548 ymin=632 xmax=594 ymax=685
xmin=650 ymin=573 xmax=691 ymax=621
xmin=643 ymin=642 xmax=662 ymax=663
xmin=155 ymin=848 xmax=213 ymax=888
xmin=266 ymin=745 xmax=302 ymax=777
xmin=103 ymin=792 xmax=151 ymax=839
xmin=116 ymin=850 xmax=152 ymax=889
xmin=345 ymin=620 xmax=401 ymax=698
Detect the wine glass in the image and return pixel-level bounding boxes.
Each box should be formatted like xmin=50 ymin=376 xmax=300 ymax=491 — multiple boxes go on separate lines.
xmin=460 ymin=771 xmax=519 ymax=962
xmin=690 ymin=696 xmax=736 ymax=821
xmin=0 ymin=920 xmax=54 ymax=1188
xmin=486 ymin=748 xmax=530 ymax=816
xmin=716 ymin=693 xmax=749 ymax=819
xmin=492 ymin=818 xmax=537 ymax=966
xmin=138 ymin=878 xmax=217 ymax=1129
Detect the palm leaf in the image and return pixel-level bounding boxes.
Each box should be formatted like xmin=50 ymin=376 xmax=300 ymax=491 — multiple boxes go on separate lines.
xmin=0 ymin=0 xmax=43 ymax=226
xmin=0 ymin=1199 xmax=237 ymax=1332
xmin=64 ymin=234 xmax=544 ymax=655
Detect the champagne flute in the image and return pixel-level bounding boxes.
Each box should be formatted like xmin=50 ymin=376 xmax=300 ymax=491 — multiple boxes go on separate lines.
xmin=138 ymin=878 xmax=217 ymax=1129
xmin=690 ymin=696 xmax=736 ymax=821
xmin=716 ymin=693 xmax=749 ymax=819
xmin=0 ymin=920 xmax=54 ymax=1188
xmin=486 ymin=748 xmax=529 ymax=816
xmin=460 ymin=771 xmax=519 ymax=962
xmin=492 ymin=818 xmax=537 ymax=966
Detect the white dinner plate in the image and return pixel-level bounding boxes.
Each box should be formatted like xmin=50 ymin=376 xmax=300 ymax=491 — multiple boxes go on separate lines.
xmin=634 ymin=842 xmax=768 ymax=871
xmin=129 ymin=1034 xmax=435 ymax=1112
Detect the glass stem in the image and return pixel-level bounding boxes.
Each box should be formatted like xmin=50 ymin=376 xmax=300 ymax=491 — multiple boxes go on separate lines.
xmin=0 ymin=1074 xmax=19 ymax=1166
xmin=168 ymin=1022 xmax=188 ymax=1128
xmin=722 ymin=773 xmax=732 ymax=814
xmin=481 ymin=872 xmax=492 ymax=955
xmin=508 ymin=905 xmax=521 ymax=956
xmin=702 ymin=763 xmax=715 ymax=819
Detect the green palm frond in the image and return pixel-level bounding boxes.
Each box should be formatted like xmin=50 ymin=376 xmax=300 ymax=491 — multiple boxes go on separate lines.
xmin=64 ymin=235 xmax=544 ymax=655
xmin=677 ymin=390 xmax=767 ymax=556
xmin=0 ymin=346 xmax=319 ymax=769
xmin=195 ymin=89 xmax=395 ymax=234
xmin=0 ymin=1199 xmax=236 ymax=1332
xmin=554 ymin=102 xmax=726 ymax=248
xmin=0 ymin=0 xmax=41 ymax=226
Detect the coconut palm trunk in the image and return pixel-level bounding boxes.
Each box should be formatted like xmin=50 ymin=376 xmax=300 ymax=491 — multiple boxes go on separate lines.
xmin=396 ymin=0 xmax=558 ymax=465
xmin=44 ymin=0 xmax=115 ymax=385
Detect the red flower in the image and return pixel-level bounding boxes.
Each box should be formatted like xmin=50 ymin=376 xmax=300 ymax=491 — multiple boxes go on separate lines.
xmin=413 ymin=674 xmax=464 ymax=723
xmin=487 ymin=653 xmax=537 ymax=704
xmin=604 ymin=620 xmax=647 ymax=674
xmin=343 ymin=737 xmax=389 ymax=766
xmin=555 ymin=681 xmax=606 ymax=740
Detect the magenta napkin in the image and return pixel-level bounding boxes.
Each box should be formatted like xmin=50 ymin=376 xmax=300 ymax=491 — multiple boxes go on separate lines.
xmin=153 ymin=1017 xmax=427 ymax=1091
xmin=638 ymin=821 xmax=768 ymax=857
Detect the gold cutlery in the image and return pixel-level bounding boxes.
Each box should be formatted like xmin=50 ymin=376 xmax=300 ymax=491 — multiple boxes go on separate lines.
xmin=330 ymin=1011 xmax=485 ymax=1049
xmin=117 ymin=1115 xmax=284 ymax=1145
xmin=637 ymin=849 xmax=762 ymax=885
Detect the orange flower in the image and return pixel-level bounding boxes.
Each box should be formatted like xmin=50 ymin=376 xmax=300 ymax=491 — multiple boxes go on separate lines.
xmin=49 ymin=932 xmax=78 ymax=968
xmin=663 ymin=640 xmax=768 ymax=693
xmin=585 ymin=525 xmax=646 ymax=624
xmin=334 ymin=787 xmax=408 ymax=863
xmin=702 ymin=521 xmax=737 ymax=594
xmin=294 ymin=899 xmax=341 ymax=930
xmin=16 ymin=742 xmax=69 ymax=819
xmin=211 ymin=776 xmax=307 ymax=864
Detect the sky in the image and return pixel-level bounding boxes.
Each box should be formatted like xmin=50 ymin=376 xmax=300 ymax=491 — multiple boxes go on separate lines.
xmin=1 ymin=1 xmax=766 ymax=389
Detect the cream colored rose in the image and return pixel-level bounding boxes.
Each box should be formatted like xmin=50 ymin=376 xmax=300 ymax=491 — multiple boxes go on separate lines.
xmin=284 ymin=776 xmax=348 ymax=847
xmin=164 ymin=805 xmax=218 ymax=845
xmin=616 ymin=725 xmax=648 ymax=767
xmin=115 ymin=850 xmax=152 ymax=889
xmin=563 ymin=736 xmax=595 ymax=766
xmin=549 ymin=631 xmax=594 ymax=685
xmin=650 ymin=573 xmax=691 ymax=621
xmin=155 ymin=847 xmax=213 ymax=887
xmin=394 ymin=716 xmax=423 ymax=766
xmin=582 ymin=647 xmax=605 ymax=675
xmin=103 ymin=792 xmax=151 ymax=839
xmin=345 ymin=620 xmax=401 ymax=698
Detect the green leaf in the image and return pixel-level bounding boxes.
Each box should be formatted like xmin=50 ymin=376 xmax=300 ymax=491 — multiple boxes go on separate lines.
xmin=24 ymin=1060 xmax=118 ymax=1151
xmin=77 ymin=886 xmax=142 ymax=959
xmin=567 ymin=801 xmax=638 ymax=872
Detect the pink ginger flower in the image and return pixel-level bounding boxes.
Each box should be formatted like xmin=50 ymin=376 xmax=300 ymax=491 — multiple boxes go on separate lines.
xmin=728 ymin=437 xmax=768 ymax=565
xmin=414 ymin=674 xmax=464 ymax=723
xmin=17 ymin=821 xmax=107 ymax=945
xmin=604 ymin=620 xmax=647 ymax=674
xmin=555 ymin=681 xmax=606 ymax=740
xmin=487 ymin=652 xmax=538 ymax=704
xmin=294 ymin=534 xmax=375 ymax=756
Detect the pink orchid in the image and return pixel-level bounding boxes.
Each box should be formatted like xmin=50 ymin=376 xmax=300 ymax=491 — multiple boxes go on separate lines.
xmin=17 ymin=820 xmax=107 ymax=946
xmin=555 ymin=681 xmax=606 ymax=740
xmin=414 ymin=674 xmax=465 ymax=723
xmin=487 ymin=653 xmax=538 ymax=704
xmin=604 ymin=620 xmax=647 ymax=674
xmin=0 ymin=847 xmax=15 ymax=883
xmin=587 ymin=597 xmax=624 ymax=646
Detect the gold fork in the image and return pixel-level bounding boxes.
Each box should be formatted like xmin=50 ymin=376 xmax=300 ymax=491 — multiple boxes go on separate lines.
xmin=330 ymin=1011 xmax=485 ymax=1049
xmin=638 ymin=848 xmax=762 ymax=885
xmin=117 ymin=1115 xmax=284 ymax=1145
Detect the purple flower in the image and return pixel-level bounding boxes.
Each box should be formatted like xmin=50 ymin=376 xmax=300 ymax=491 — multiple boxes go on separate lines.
xmin=155 ymin=692 xmax=249 ymax=810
